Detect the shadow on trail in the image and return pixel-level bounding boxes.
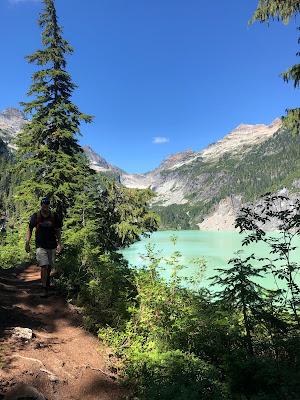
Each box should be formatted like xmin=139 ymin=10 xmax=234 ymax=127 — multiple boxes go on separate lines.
xmin=0 ymin=264 xmax=82 ymax=356
xmin=0 ymin=371 xmax=126 ymax=400
xmin=71 ymin=373 xmax=127 ymax=400
xmin=0 ymin=264 xmax=127 ymax=400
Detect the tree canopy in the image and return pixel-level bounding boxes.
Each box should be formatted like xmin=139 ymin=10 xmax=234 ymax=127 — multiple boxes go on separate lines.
xmin=251 ymin=0 xmax=300 ymax=135
xmin=251 ymin=0 xmax=300 ymax=23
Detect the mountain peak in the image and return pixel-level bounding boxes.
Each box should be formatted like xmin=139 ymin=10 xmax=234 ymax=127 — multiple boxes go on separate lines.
xmin=0 ymin=108 xmax=25 ymax=120
xmin=269 ymin=117 xmax=282 ymax=127
xmin=200 ymin=118 xmax=282 ymax=161
xmin=234 ymin=118 xmax=281 ymax=133
xmin=159 ymin=149 xmax=196 ymax=170
xmin=82 ymin=145 xmax=124 ymax=174
xmin=234 ymin=123 xmax=266 ymax=131
xmin=83 ymin=145 xmax=110 ymax=169
xmin=0 ymin=107 xmax=27 ymax=144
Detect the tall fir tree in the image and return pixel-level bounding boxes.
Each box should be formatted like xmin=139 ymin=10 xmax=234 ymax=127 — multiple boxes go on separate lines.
xmin=15 ymin=0 xmax=92 ymax=217
xmin=211 ymin=253 xmax=267 ymax=356
xmin=251 ymin=0 xmax=300 ymax=134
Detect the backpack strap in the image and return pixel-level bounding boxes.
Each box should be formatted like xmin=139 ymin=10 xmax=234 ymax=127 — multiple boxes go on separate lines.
xmin=36 ymin=211 xmax=41 ymax=232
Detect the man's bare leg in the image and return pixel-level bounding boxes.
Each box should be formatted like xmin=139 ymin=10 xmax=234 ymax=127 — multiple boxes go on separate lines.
xmin=41 ymin=266 xmax=48 ymax=287
xmin=41 ymin=265 xmax=51 ymax=296
xmin=46 ymin=265 xmax=51 ymax=288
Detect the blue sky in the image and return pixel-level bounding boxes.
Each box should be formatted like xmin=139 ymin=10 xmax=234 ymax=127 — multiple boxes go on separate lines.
xmin=0 ymin=0 xmax=299 ymax=173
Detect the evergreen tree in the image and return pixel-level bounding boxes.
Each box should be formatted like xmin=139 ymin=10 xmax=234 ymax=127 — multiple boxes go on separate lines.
xmin=211 ymin=253 xmax=266 ymax=356
xmin=236 ymin=193 xmax=300 ymax=327
xmin=62 ymin=173 xmax=160 ymax=254
xmin=15 ymin=0 xmax=92 ymax=217
xmin=251 ymin=0 xmax=300 ymax=134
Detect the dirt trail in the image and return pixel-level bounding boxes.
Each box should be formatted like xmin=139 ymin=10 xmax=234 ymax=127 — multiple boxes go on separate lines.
xmin=0 ymin=264 xmax=126 ymax=399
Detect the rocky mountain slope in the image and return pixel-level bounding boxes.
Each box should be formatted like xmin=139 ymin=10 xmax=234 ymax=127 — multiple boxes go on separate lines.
xmin=121 ymin=119 xmax=281 ymax=198
xmin=120 ymin=118 xmax=295 ymax=229
xmin=83 ymin=145 xmax=123 ymax=176
xmin=0 ymin=108 xmax=26 ymax=149
xmin=146 ymin=120 xmax=300 ymax=229
xmin=2 ymin=108 xmax=299 ymax=230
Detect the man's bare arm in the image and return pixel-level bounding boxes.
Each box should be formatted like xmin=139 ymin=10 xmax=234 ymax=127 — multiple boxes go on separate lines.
xmin=56 ymin=228 xmax=62 ymax=253
xmin=25 ymin=228 xmax=32 ymax=252
xmin=56 ymin=228 xmax=61 ymax=244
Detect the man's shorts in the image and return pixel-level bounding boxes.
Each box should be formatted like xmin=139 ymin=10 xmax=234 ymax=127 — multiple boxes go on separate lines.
xmin=36 ymin=247 xmax=56 ymax=267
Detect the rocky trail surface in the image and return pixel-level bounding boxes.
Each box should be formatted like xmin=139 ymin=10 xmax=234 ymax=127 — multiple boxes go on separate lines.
xmin=0 ymin=264 xmax=126 ymax=400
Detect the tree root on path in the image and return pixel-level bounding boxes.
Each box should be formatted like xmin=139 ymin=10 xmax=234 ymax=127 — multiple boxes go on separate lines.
xmin=83 ymin=364 xmax=117 ymax=380
xmin=13 ymin=354 xmax=74 ymax=380
xmin=13 ymin=356 xmax=116 ymax=381
xmin=14 ymin=354 xmax=44 ymax=367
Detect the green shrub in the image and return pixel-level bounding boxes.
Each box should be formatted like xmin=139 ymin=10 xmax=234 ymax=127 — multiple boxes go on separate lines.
xmin=0 ymin=227 xmax=30 ymax=269
xmin=55 ymin=228 xmax=136 ymax=328
xmin=124 ymin=349 xmax=228 ymax=400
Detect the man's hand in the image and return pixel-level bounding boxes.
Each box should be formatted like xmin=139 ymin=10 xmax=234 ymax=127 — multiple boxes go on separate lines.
xmin=25 ymin=241 xmax=31 ymax=253
xmin=56 ymin=243 xmax=62 ymax=255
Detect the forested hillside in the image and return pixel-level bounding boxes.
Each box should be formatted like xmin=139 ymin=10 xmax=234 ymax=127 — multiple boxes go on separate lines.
xmin=0 ymin=138 xmax=11 ymax=213
xmin=155 ymin=126 xmax=300 ymax=229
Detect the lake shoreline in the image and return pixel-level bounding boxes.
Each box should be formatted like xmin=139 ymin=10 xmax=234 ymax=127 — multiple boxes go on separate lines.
xmin=121 ymin=230 xmax=300 ymax=291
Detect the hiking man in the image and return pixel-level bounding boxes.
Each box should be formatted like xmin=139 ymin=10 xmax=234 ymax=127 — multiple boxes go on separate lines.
xmin=25 ymin=197 xmax=63 ymax=296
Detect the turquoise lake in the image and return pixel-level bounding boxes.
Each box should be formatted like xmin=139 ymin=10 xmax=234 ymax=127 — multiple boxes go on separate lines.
xmin=120 ymin=230 xmax=300 ymax=291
